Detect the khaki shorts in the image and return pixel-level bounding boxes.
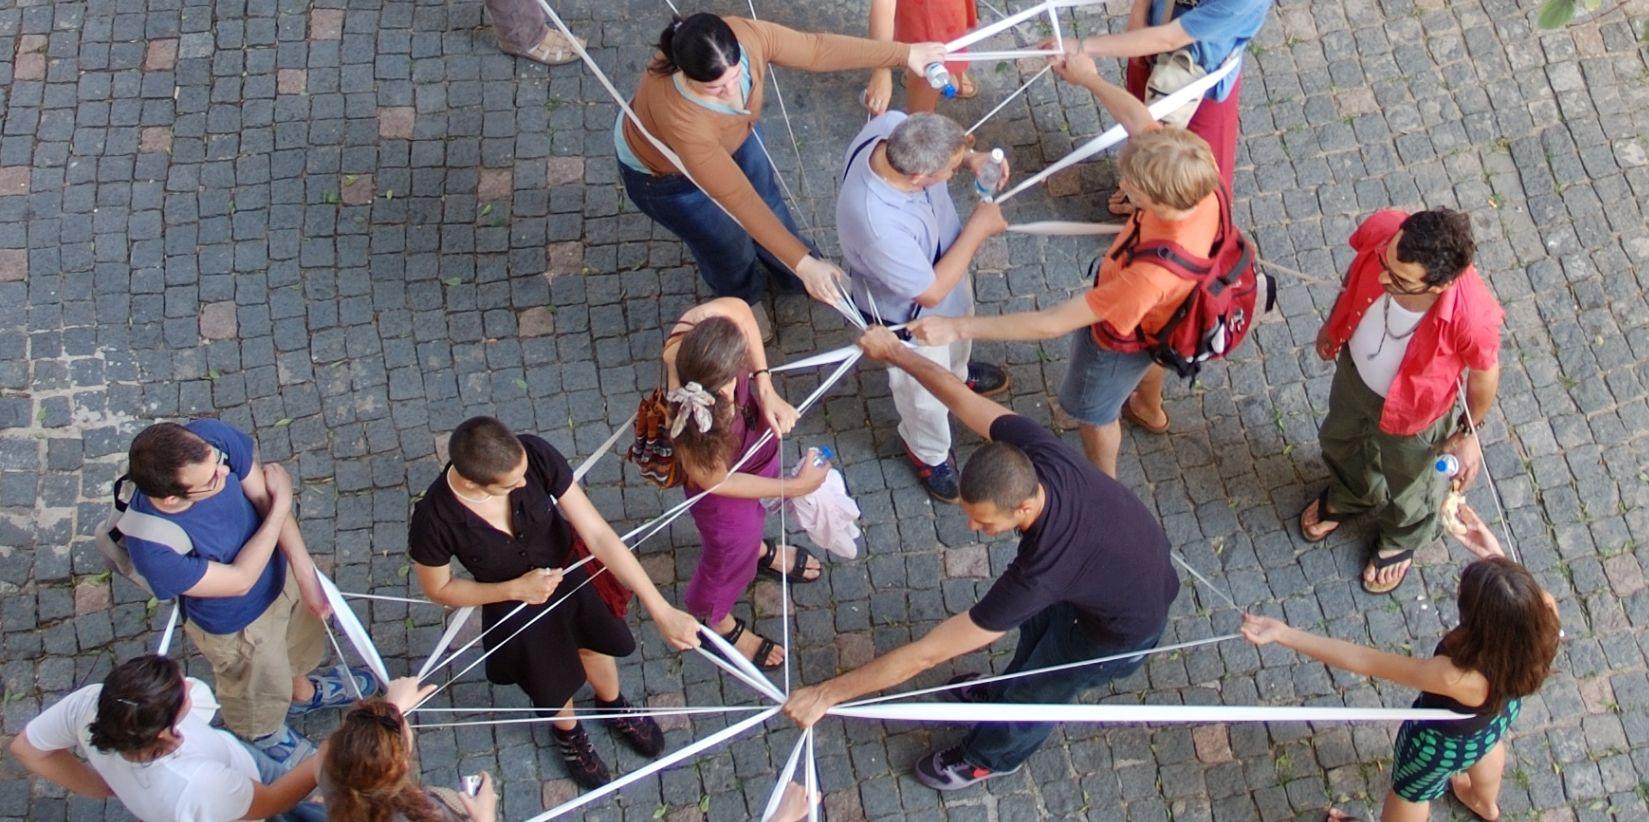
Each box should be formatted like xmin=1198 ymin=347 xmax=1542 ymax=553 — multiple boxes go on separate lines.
xmin=185 ymin=571 xmax=326 ymax=739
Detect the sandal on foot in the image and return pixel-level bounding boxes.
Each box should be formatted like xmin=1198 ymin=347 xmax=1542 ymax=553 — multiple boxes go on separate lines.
xmin=715 ymin=616 xmax=784 ymax=671
xmin=956 ymin=71 xmax=978 ymax=99
xmin=1298 ymin=487 xmax=1349 ymax=543
xmin=507 ymin=30 xmax=582 ymax=66
xmin=1107 ymin=190 xmax=1138 ymax=217
xmin=1361 ymin=545 xmax=1414 ymax=595
xmin=1121 ymin=395 xmax=1170 ymax=434
xmin=757 ymin=542 xmax=819 ymax=584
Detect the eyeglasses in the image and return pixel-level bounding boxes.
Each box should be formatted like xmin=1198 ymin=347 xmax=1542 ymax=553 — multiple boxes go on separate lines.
xmin=1377 ymin=244 xmax=1433 ymax=296
xmin=180 ymin=448 xmax=229 ymax=499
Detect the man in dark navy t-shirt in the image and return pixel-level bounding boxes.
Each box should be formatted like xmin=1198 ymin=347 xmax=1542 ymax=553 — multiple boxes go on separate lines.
xmin=784 ymin=327 xmax=1180 ymax=791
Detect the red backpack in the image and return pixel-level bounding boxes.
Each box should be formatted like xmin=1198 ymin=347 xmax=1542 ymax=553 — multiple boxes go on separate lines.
xmin=1093 ymin=186 xmax=1274 ymax=381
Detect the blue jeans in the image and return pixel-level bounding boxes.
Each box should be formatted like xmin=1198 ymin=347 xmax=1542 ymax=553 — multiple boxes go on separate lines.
xmin=961 ymin=603 xmax=1165 ymax=772
xmin=618 ymin=129 xmax=813 ymax=304
xmin=243 ymin=739 xmax=327 ymax=822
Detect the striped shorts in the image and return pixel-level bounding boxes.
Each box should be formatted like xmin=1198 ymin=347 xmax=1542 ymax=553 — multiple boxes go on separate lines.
xmin=1390 ymin=698 xmax=1521 ymax=802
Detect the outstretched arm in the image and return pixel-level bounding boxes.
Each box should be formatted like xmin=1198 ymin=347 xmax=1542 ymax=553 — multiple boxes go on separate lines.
xmin=910 ymin=292 xmax=1099 ymax=345
xmin=857 ymin=326 xmax=1010 ymax=439
xmin=1046 ymin=50 xmax=1159 ymax=137
xmin=782 ymin=611 xmax=1003 ymax=727
xmin=555 ymin=482 xmax=701 ymax=651
xmin=1240 ymin=615 xmax=1488 ymax=707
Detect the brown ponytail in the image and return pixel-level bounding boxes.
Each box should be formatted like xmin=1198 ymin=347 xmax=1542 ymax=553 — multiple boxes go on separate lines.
xmin=670 ymin=316 xmax=748 ymax=477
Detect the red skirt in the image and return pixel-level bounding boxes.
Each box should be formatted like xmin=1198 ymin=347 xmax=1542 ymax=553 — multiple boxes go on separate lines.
xmin=895 ymin=0 xmax=978 ymax=76
xmin=1126 ymin=57 xmax=1243 ymax=191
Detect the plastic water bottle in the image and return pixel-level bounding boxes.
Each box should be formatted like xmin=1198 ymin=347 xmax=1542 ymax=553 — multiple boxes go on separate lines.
xmin=974 ymin=148 xmax=1006 ymax=199
xmin=922 ymin=62 xmax=957 ymax=98
xmin=811 ymin=445 xmax=834 ymax=467
xmin=1434 ymin=454 xmax=1460 ymax=478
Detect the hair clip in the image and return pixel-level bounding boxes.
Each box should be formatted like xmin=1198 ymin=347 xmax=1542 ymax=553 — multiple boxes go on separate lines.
xmin=115 ymin=697 xmax=139 ymax=707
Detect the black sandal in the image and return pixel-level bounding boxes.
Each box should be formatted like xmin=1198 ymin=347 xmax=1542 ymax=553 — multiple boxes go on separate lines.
xmin=716 ymin=616 xmax=784 ymax=671
xmin=757 ymin=542 xmax=819 ymax=584
xmin=1361 ymin=544 xmax=1414 ymax=595
xmin=1299 ymin=487 xmax=1350 ymax=543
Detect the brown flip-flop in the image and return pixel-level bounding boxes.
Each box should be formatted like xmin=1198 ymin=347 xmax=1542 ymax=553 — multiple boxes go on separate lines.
xmin=1298 ymin=487 xmax=1348 ymax=543
xmin=1121 ymin=396 xmax=1170 ymax=434
xmin=1361 ymin=544 xmax=1414 ymax=595
xmin=1108 ymin=190 xmax=1138 ymax=217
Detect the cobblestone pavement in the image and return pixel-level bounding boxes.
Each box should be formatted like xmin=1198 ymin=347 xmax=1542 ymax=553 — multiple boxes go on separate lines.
xmin=3 ymin=0 xmax=1649 ymax=818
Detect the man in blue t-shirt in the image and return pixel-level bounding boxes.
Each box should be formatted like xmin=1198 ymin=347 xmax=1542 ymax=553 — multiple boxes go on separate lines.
xmin=835 ymin=110 xmax=1011 ymax=503
xmin=783 ymin=327 xmax=1180 ymax=791
xmin=124 ymin=421 xmax=376 ymax=763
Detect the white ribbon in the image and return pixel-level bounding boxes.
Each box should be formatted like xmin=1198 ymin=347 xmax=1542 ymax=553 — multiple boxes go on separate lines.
xmin=694 ymin=625 xmax=787 ymax=704
xmin=156 ymin=603 xmax=180 ymax=656
xmin=945 ymin=0 xmax=1107 ymax=53
xmin=760 ymin=731 xmax=812 ymax=822
xmin=1006 ymin=220 xmax=1126 ymax=236
xmin=314 ymin=567 xmax=390 ymax=684
xmin=830 ymin=703 xmax=1473 ymax=724
xmin=995 ymin=53 xmax=1242 ymax=204
xmin=417 ymin=605 xmax=476 ymax=682
xmin=946 ymin=49 xmax=1065 ymax=61
xmin=410 ymin=705 xmax=766 ymax=730
xmin=523 ymin=707 xmax=780 ymax=822
xmin=968 ymin=65 xmax=1053 ymax=135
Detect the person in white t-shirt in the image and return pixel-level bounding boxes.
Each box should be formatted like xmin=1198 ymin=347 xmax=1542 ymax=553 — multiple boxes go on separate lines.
xmin=9 ymin=655 xmax=324 ymax=822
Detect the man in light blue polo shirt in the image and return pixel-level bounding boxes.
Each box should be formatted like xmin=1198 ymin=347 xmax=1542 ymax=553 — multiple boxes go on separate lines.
xmin=835 ymin=111 xmax=1010 ymax=503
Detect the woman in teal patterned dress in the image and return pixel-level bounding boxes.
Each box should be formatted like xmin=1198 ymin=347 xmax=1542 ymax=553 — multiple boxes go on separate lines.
xmin=1241 ymin=502 xmax=1561 ymax=821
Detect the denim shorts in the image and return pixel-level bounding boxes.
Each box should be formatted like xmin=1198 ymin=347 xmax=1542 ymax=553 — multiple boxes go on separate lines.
xmin=1057 ymin=327 xmax=1155 ymax=426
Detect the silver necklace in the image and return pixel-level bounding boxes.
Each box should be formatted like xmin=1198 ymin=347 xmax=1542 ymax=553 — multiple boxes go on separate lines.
xmin=1366 ymin=296 xmax=1424 ymax=360
xmin=445 ymin=467 xmax=492 ymax=505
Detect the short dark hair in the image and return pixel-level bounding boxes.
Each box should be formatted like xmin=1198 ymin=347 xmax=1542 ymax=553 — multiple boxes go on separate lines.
xmin=650 ymin=13 xmax=740 ymax=81
xmin=1397 ymin=208 xmax=1476 ymax=287
xmin=959 ymin=442 xmax=1039 ymax=512
xmin=449 ymin=417 xmax=525 ymax=485
xmin=88 ymin=656 xmax=186 ymax=756
xmin=128 ymin=423 xmax=212 ymax=499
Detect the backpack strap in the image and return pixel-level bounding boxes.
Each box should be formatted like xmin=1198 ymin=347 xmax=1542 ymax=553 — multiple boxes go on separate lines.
xmin=113 ymin=477 xmax=194 ymax=557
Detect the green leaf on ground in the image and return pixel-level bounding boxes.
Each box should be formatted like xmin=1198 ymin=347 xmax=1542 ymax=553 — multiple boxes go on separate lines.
xmin=274 ymin=418 xmax=293 ymax=427
xmin=1536 ymin=0 xmax=1575 ymax=29
xmin=513 ymin=377 xmax=528 ymax=391
xmin=442 ymin=277 xmax=462 ymax=287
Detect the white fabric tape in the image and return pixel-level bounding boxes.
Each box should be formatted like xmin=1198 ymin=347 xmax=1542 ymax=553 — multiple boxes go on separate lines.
xmin=831 ymin=703 xmax=1472 ymax=723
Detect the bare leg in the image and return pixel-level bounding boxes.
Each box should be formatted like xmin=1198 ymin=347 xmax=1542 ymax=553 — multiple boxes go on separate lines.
xmin=291 ymin=675 xmax=315 ymax=703
xmin=1077 ymin=420 xmax=1122 ymax=478
xmin=1127 ymin=365 xmax=1168 ymax=428
xmin=1451 ymin=742 xmax=1505 ymax=821
xmin=578 ymin=649 xmax=620 ymax=703
xmin=1379 ymin=788 xmax=1431 ymax=822
xmin=905 ymin=67 xmax=941 ymax=113
xmin=552 ymin=698 xmax=577 ymax=732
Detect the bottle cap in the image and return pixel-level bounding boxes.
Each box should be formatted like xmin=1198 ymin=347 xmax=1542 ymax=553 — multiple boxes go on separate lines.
xmin=941 ymin=84 xmax=957 ymax=98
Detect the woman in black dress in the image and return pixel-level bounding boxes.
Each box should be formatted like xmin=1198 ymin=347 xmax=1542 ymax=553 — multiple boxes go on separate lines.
xmin=409 ymin=417 xmax=700 ymax=790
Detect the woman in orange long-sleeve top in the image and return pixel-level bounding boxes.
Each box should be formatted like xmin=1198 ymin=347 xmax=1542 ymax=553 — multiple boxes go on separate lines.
xmin=617 ymin=13 xmax=945 ymax=340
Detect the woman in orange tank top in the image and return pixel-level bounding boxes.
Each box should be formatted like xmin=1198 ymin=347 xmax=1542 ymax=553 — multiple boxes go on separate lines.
xmin=864 ymin=0 xmax=980 ymax=114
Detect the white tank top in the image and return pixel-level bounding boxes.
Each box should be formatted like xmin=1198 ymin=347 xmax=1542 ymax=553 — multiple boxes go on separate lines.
xmin=1349 ymin=295 xmax=1427 ymax=397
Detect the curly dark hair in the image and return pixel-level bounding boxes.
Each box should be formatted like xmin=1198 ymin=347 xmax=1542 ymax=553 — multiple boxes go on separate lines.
xmin=1396 ymin=208 xmax=1476 ymax=287
xmin=88 ymin=656 xmax=186 ymax=758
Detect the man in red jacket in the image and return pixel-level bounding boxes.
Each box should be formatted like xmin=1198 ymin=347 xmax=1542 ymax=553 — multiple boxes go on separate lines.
xmin=1301 ymin=208 xmax=1503 ymax=594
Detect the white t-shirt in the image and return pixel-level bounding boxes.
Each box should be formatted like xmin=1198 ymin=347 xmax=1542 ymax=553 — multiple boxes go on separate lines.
xmin=24 ymin=678 xmax=259 ymax=822
xmin=1349 ymin=294 xmax=1427 ymax=397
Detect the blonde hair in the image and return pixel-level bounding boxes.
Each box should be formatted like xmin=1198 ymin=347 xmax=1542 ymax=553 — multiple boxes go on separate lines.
xmin=1118 ymin=128 xmax=1220 ymax=211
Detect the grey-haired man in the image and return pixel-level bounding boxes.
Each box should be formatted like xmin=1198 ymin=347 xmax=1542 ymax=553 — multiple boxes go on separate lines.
xmin=835 ymin=111 xmax=1011 ymax=503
